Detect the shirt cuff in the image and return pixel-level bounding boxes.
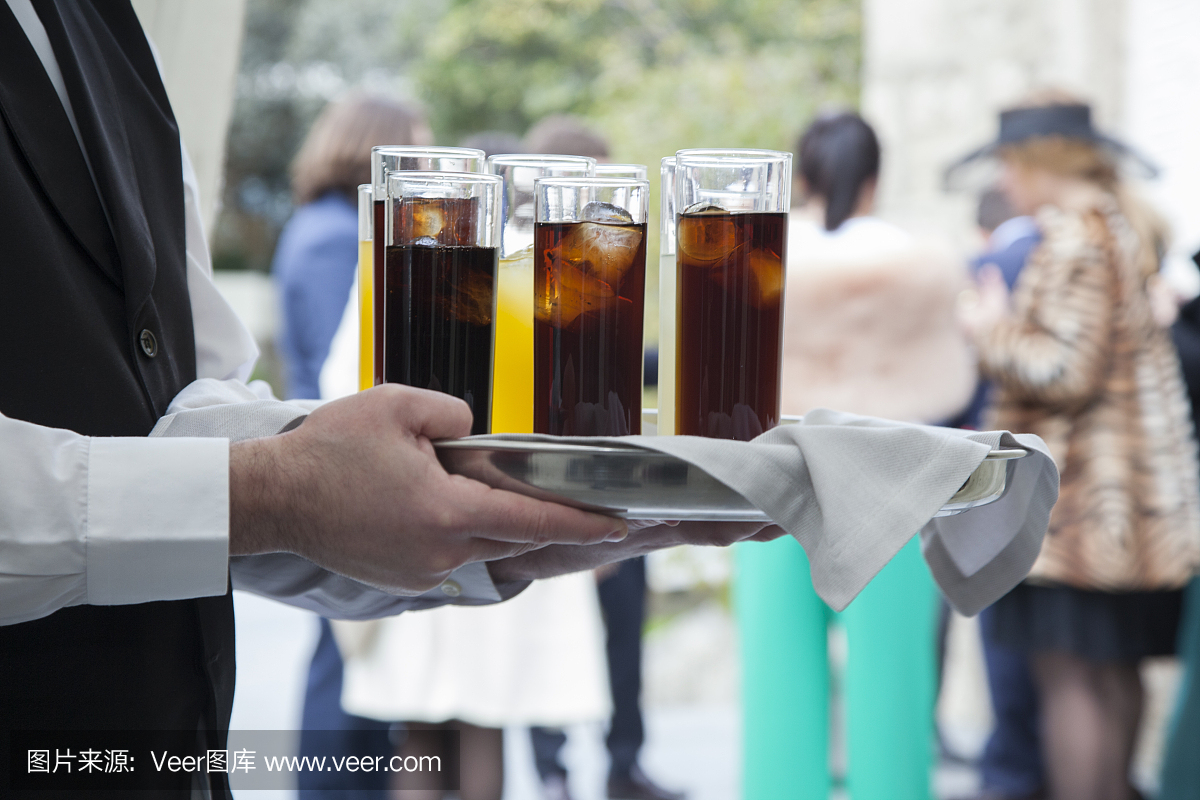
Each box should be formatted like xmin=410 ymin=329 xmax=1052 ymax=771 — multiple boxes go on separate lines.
xmin=434 ymin=562 xmax=502 ymax=603
xmin=86 ymin=437 xmax=229 ymax=605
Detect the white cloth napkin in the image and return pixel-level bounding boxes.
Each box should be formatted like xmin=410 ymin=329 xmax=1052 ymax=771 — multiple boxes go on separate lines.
xmin=477 ymin=409 xmax=1059 ymax=616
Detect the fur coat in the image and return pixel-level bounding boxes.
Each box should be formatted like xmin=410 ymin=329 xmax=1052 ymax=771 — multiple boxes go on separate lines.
xmin=780 ymin=217 xmax=976 ymax=424
xmin=978 ymin=187 xmax=1200 ymax=590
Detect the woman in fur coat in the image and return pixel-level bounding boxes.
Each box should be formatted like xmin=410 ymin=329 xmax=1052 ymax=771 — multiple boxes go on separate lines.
xmin=958 ymin=92 xmax=1200 ymax=800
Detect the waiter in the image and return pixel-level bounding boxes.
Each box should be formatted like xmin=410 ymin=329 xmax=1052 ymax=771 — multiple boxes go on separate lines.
xmin=0 ymin=2 xmax=781 ymax=797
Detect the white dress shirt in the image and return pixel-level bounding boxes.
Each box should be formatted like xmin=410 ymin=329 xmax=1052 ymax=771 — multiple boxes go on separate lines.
xmin=0 ymin=0 xmax=500 ymax=625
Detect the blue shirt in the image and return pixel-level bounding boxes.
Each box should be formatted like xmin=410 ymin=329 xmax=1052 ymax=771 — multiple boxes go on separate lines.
xmin=272 ymin=192 xmax=358 ymax=400
xmin=958 ymin=216 xmax=1041 ymax=429
xmin=972 ymin=216 xmax=1040 ymax=292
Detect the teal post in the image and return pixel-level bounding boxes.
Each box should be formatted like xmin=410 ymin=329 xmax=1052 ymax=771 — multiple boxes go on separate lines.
xmin=1158 ymin=576 xmax=1200 ymax=798
xmin=735 ymin=537 xmax=831 ymax=800
xmin=840 ymin=538 xmax=937 ymax=800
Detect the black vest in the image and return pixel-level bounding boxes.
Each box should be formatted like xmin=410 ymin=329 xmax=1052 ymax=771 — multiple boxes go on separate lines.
xmin=0 ymin=2 xmax=235 ymax=795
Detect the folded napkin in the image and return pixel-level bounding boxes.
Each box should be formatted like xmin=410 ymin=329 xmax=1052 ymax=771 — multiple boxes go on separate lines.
xmin=477 ymin=409 xmax=1059 ymax=616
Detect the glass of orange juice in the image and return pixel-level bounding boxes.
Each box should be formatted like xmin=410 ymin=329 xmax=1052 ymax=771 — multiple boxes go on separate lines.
xmin=486 ymin=154 xmax=595 ymax=433
xmin=356 ymin=184 xmax=374 ymax=391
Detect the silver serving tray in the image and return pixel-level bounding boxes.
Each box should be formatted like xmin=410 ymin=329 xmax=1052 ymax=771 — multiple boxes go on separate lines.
xmin=435 ymin=424 xmax=1027 ymax=522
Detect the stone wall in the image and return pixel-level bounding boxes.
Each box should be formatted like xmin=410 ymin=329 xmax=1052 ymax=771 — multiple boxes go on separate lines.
xmin=860 ymin=0 xmax=1127 ymax=249
xmin=1125 ymin=0 xmax=1200 ymax=285
xmin=132 ymin=0 xmax=247 ymax=237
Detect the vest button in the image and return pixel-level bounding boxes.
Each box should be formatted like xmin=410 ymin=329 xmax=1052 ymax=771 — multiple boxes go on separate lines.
xmin=139 ymin=329 xmax=158 ymax=358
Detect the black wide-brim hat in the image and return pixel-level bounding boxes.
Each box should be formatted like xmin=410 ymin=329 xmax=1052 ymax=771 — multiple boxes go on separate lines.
xmin=943 ymin=103 xmax=1159 ymax=189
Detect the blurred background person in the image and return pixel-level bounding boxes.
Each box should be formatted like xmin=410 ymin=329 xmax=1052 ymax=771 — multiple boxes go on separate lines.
xmin=272 ymin=93 xmax=432 ymax=799
xmin=962 ymin=186 xmax=1046 ymax=800
xmin=780 ymin=111 xmax=974 ymax=422
xmin=461 ymin=130 xmax=526 ymax=157
xmin=521 ymin=116 xmax=684 ymax=800
xmin=331 ymin=575 xmax=610 ymax=800
xmin=524 ymin=115 xmax=611 ymax=163
xmin=738 ymin=110 xmax=975 ymax=800
xmin=957 ymin=90 xmax=1200 ymax=800
xmin=274 ymin=94 xmax=431 ymax=400
xmin=974 ymin=187 xmax=1041 ymax=293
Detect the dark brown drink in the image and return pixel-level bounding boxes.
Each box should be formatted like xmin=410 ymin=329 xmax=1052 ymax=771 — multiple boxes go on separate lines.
xmin=372 ymin=199 xmax=385 ymax=386
xmin=534 ymin=220 xmax=647 ymax=436
xmin=676 ymin=211 xmax=786 ymax=440
xmin=385 ymin=198 xmax=495 ymax=436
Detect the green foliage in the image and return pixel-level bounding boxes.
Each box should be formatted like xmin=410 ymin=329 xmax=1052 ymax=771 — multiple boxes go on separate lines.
xmin=213 ymin=0 xmax=859 ymax=280
xmin=411 ymin=0 xmax=862 ymax=157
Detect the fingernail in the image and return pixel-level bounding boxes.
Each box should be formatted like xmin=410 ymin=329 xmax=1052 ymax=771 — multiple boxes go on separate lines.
xmin=606 ymin=524 xmax=629 ymax=542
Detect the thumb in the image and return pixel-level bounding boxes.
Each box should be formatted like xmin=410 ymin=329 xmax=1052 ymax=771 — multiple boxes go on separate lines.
xmin=380 ymin=384 xmax=475 ymax=442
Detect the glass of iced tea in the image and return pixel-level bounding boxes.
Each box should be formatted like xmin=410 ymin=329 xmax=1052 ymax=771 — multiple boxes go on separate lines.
xmin=384 ymin=171 xmax=502 ymax=435
xmin=534 ymin=177 xmax=650 ymax=436
xmin=370 ymin=146 xmax=487 ymax=386
xmin=674 ymin=149 xmax=791 ymax=440
xmin=486 ymin=155 xmax=596 ymax=434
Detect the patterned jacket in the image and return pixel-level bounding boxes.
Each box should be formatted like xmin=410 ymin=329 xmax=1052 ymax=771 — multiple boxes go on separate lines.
xmin=979 ymin=187 xmax=1200 ymax=590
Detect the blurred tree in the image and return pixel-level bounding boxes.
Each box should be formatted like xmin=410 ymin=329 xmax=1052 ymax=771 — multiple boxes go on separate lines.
xmin=212 ymin=0 xmax=432 ymax=272
xmin=412 ymin=0 xmax=860 ymax=155
xmin=213 ymin=0 xmax=858 ymax=278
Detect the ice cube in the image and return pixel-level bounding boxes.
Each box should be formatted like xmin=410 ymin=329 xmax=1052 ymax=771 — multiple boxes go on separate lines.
xmin=435 ymin=269 xmax=494 ymax=326
xmin=409 ymin=200 xmax=445 ymax=239
xmin=581 ymin=201 xmax=634 ymax=224
xmin=678 ymin=211 xmax=738 ymax=264
xmin=413 ymin=236 xmax=439 ymax=247
xmin=683 ymin=202 xmax=727 ymax=215
xmin=453 ymin=269 xmax=495 ymax=326
xmin=535 ymin=261 xmax=616 ymax=327
xmin=559 ymin=222 xmax=643 ymax=287
xmin=748 ymin=248 xmax=784 ymax=307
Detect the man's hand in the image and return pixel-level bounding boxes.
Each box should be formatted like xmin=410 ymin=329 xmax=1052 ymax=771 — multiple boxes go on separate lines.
xmin=228 ymin=384 xmax=628 ymax=595
xmin=486 ymin=520 xmax=787 ymax=583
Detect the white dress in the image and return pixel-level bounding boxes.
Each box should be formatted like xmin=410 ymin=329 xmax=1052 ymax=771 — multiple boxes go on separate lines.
xmin=322 ymin=290 xmax=611 ymax=726
xmin=334 ymin=575 xmax=611 ymax=726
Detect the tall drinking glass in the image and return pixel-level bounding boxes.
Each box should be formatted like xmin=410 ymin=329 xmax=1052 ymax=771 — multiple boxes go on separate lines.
xmin=357 ymin=184 xmax=373 ymax=391
xmin=487 ymin=155 xmax=596 ymax=433
xmin=658 ymin=157 xmax=676 ymax=435
xmin=593 ymin=163 xmax=649 ymax=180
xmin=384 ymin=171 xmax=502 ymax=435
xmin=371 ymin=146 xmax=487 ymax=386
xmin=674 ymin=149 xmax=791 ymax=440
xmin=534 ymin=177 xmax=649 ymax=436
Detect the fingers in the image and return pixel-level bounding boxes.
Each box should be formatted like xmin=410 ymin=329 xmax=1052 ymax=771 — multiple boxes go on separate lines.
xmin=383 ymin=384 xmax=474 ymax=442
xmin=453 ymin=479 xmax=628 ymax=547
xmin=460 ymin=537 xmax=545 ymax=564
xmin=749 ymin=524 xmax=788 ymax=542
xmin=667 ymin=520 xmax=784 ymax=547
xmin=626 ymin=519 xmax=680 ymax=530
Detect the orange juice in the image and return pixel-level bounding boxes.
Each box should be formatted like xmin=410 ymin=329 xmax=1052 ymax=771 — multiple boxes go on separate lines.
xmin=490 ymin=246 xmax=534 ymax=432
xmin=357 ymin=238 xmax=373 ymax=391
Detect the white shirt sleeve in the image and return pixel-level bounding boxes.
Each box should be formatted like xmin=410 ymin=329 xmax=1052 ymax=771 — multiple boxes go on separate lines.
xmin=0 ymin=409 xmax=231 ymax=626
